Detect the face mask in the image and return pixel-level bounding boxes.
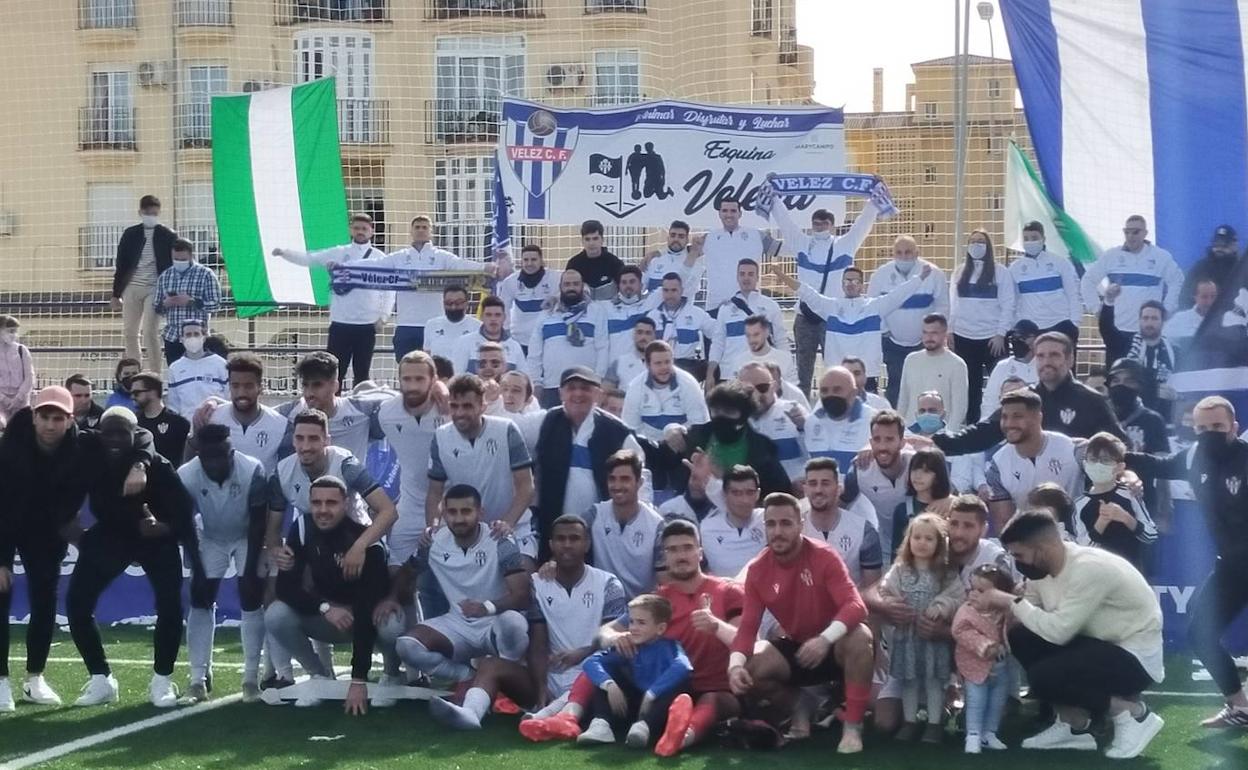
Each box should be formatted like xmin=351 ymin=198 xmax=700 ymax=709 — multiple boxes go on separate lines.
xmin=915 ymin=412 xmax=945 ymax=434
xmin=0 ymin=329 xmax=15 ymax=345
xmin=183 ymin=336 xmax=204 ymax=355
xmin=1015 ymin=561 xmax=1048 ymax=581
xmin=560 ymin=291 xmax=583 ymax=307
xmin=812 ymin=231 xmax=832 ymax=242
xmin=1022 ymin=241 xmax=1044 ymax=257
xmin=1196 ymin=430 xmax=1230 ymax=456
xmin=141 ymin=215 xmax=159 ymax=228
xmin=445 ymin=309 xmax=466 ymax=323
xmin=967 ymin=242 xmax=987 ymax=260
xmin=710 ymin=415 xmax=745 ymax=443
xmin=894 ymin=258 xmax=916 ymax=275
xmin=172 ymin=259 xmax=192 ymax=273
xmin=1108 ymin=384 xmax=1138 ymax=412
xmin=1084 ymin=461 xmax=1118 ymax=486
xmin=821 ymin=395 xmax=849 ymax=418
xmin=1009 ymin=336 xmax=1030 ymax=359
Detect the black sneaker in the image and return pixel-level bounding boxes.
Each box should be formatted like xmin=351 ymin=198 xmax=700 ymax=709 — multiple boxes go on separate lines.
xmin=723 ymin=718 xmax=784 ymax=750
xmin=260 ymin=675 xmax=295 ymax=691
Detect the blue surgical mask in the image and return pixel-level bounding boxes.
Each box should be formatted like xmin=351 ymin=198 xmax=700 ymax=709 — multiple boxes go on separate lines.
xmin=172 ymin=259 xmax=192 ymax=272
xmin=915 ymin=412 xmax=945 ymax=434
xmin=1022 ymin=241 xmax=1044 ymax=257
xmin=894 ymin=258 xmax=916 ymax=275
xmin=967 ymin=242 xmax=987 ymax=260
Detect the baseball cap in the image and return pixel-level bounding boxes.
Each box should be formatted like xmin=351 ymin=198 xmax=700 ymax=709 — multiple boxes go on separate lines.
xmin=1214 ymin=224 xmax=1237 ymax=241
xmin=559 ymin=366 xmax=601 ymax=387
xmin=32 ymin=386 xmax=74 ymax=415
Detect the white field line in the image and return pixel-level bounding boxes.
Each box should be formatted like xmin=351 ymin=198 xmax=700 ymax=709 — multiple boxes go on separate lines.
xmin=43 ymin=658 xmax=246 ymax=671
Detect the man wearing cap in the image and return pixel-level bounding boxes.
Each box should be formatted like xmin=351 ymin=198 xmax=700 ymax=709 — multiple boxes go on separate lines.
xmin=982 ymin=320 xmax=1040 ymax=418
xmin=0 ymin=390 xmax=155 ymax=712
xmin=532 ymin=366 xmax=652 ymax=562
xmin=1182 ymin=225 xmax=1242 ymax=310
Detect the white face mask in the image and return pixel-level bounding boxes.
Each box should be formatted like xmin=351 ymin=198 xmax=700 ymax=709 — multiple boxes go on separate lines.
xmin=1022 ymin=241 xmax=1044 ymax=257
xmin=141 ymin=215 xmax=159 ymax=228
xmin=812 ymin=231 xmax=832 ymax=242
xmin=0 ymin=329 xmax=16 ymax=345
xmin=1084 ymin=461 xmax=1117 ymax=486
xmin=967 ymin=242 xmax=987 ymax=260
xmin=183 ymin=336 xmax=204 ymax=355
xmin=172 ymin=259 xmax=192 ymax=272
xmin=894 ymin=258 xmax=916 ymax=275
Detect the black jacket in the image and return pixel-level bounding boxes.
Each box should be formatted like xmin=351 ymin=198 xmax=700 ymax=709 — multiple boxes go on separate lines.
xmin=655 ymin=422 xmax=792 ymax=499
xmin=112 ymin=223 xmax=176 ymax=298
xmin=933 ymin=374 xmax=1127 ymax=457
xmin=566 ymin=249 xmax=624 ymax=301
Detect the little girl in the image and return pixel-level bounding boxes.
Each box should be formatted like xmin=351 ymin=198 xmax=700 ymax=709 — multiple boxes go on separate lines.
xmin=881 ymin=512 xmax=964 ymax=743
xmin=953 ymin=564 xmax=1015 ymax=754
xmin=890 ymin=447 xmax=953 ymax=557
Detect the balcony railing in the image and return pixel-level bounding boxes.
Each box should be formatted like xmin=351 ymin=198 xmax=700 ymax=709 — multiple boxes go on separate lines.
xmin=275 ymin=0 xmax=389 ymax=24
xmin=425 ymin=0 xmax=543 ymax=19
xmin=779 ymin=26 xmax=798 ymax=65
xmin=177 ymin=102 xmax=212 ymax=148
xmin=178 ymin=226 xmax=222 ymax=269
xmin=79 ymin=225 xmax=127 ymax=270
xmin=427 ymin=99 xmax=501 ymax=143
xmin=339 ymin=98 xmax=389 ymax=145
xmin=176 ymin=0 xmax=232 ymax=26
xmin=79 ymin=107 xmax=136 ymax=150
xmin=585 ymin=0 xmax=645 ymax=13
xmin=79 ymin=0 xmax=136 ymax=29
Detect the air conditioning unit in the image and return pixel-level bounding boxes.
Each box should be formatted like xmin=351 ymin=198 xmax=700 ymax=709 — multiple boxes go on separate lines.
xmin=137 ymin=61 xmax=170 ymax=87
xmin=0 ymin=212 xmax=15 ymax=236
xmin=544 ymin=64 xmax=585 ymax=90
xmin=243 ymin=79 xmax=278 ymax=94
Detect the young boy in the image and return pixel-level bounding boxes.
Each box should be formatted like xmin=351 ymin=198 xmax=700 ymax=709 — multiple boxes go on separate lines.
xmin=577 ymin=594 xmax=693 ymax=748
xmin=1074 ymin=431 xmax=1158 ymax=569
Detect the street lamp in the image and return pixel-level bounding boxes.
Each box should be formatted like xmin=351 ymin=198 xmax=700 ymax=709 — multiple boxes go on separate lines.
xmin=978 ymin=2 xmax=996 ymax=59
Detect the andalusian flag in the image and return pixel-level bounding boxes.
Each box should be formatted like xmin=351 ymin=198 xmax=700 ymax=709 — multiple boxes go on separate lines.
xmin=1004 ymin=139 xmax=1100 ymax=271
xmin=212 ymin=78 xmax=345 ymax=317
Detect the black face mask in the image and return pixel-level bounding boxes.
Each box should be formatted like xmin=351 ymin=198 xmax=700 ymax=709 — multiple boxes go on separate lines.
xmin=445 ymin=309 xmax=466 ymax=323
xmin=1196 ymin=430 xmax=1230 ymax=457
xmin=821 ymin=396 xmax=849 ymax=419
xmin=710 ymin=415 xmax=745 ymax=442
xmin=1108 ymin=384 xmax=1138 ymax=413
xmin=1015 ymin=561 xmax=1048 ymax=581
xmin=1010 ymin=336 xmax=1030 ymax=359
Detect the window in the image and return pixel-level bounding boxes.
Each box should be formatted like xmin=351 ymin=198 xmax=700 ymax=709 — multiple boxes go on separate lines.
xmin=988 ymin=78 xmax=1002 ymax=99
xmin=592 ymin=49 xmax=640 ymax=106
xmin=985 ymin=135 xmax=1004 ymax=154
xmin=295 ymin=31 xmax=379 ymax=144
xmin=80 ymin=0 xmax=136 ymax=29
xmin=346 ymin=181 xmax=387 ymax=250
xmin=435 ymin=156 xmax=495 ymax=258
xmin=585 ymin=0 xmax=646 ymax=13
xmin=178 ymin=182 xmax=220 ymax=267
xmin=176 ymin=0 xmax=231 ymax=26
xmin=922 ymin=102 xmax=938 ymax=119
xmin=82 ymin=70 xmax=135 ymax=149
xmin=987 ymin=192 xmax=1004 ymax=212
xmin=924 ymin=165 xmax=937 ymax=184
xmin=179 ymin=64 xmax=227 ymax=147
xmin=434 ymin=35 xmax=525 ymax=142
xmin=922 ymin=223 xmax=936 ymax=236
xmin=83 ymin=183 xmax=133 ymax=269
xmin=427 ymin=0 xmax=541 ymax=19
xmin=280 ymin=0 xmax=388 ymax=23
xmin=751 ymin=0 xmax=774 ymax=36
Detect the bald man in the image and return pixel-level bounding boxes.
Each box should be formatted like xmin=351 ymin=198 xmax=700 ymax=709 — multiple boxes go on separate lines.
xmin=803 ymin=367 xmax=877 ymax=471
xmin=868 ymin=236 xmax=948 ymax=407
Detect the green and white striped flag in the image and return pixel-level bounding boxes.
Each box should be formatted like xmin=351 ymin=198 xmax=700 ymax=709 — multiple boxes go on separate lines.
xmin=212 ymin=78 xmax=346 ymax=317
xmin=1005 ymin=139 xmax=1100 ymax=270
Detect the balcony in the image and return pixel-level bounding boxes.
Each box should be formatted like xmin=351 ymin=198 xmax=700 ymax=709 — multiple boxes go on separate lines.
xmin=275 ymin=0 xmax=389 ymax=24
xmin=339 ymin=98 xmax=389 ymax=145
xmin=178 ymin=226 xmax=222 ymax=269
xmin=176 ymin=0 xmax=232 ymax=26
xmin=79 ymin=225 xmax=127 ymax=270
xmin=426 ymin=99 xmax=500 ymax=144
xmin=79 ymin=0 xmax=136 ymax=29
xmin=779 ymin=26 xmax=799 ymax=66
xmin=585 ymin=0 xmax=645 ymax=13
xmin=79 ymin=107 xmax=136 ymax=151
xmin=425 ymin=0 xmax=543 ymax=19
xmin=177 ymin=102 xmax=212 ymax=149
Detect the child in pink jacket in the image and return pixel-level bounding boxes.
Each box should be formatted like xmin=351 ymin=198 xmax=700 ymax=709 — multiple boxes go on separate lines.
xmin=952 ymin=563 xmax=1015 ymax=754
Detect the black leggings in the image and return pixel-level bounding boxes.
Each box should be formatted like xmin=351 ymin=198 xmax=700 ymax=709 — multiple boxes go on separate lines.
xmin=67 ymin=527 xmax=185 ymax=677
xmin=326 ymin=321 xmax=377 ymax=386
xmin=0 ymin=536 xmax=67 ymax=678
xmin=587 ymin=669 xmax=683 ymax=734
xmin=1187 ymin=557 xmax=1248 ymax=698
xmin=953 ymin=335 xmax=999 ymax=425
xmin=1008 ymin=625 xmax=1153 ymax=714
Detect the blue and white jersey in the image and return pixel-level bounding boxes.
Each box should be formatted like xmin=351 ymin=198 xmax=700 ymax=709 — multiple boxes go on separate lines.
xmin=802 ymin=506 xmax=883 ymax=587
xmin=376 ymin=243 xmax=488 ymax=327
xmin=708 ymin=290 xmax=788 ymax=372
xmin=703 ymin=227 xmax=770 ymax=308
xmin=497 ymin=268 xmax=560 ymax=348
xmin=797 ymin=281 xmax=923 ymax=377
xmin=950 ymin=261 xmax=1017 ymax=340
xmin=772 ymin=199 xmax=878 ymax=301
xmin=599 ymin=293 xmax=661 ymax=361
xmin=647 ymin=300 xmax=715 ymax=360
xmin=750 ymin=398 xmax=808 ymax=480
xmin=644 ymin=249 xmax=705 ymax=297
xmin=1081 ymin=243 xmax=1185 ymax=332
xmin=1007 ymin=250 xmax=1082 ymax=330
xmin=166 ymin=353 xmax=228 ymax=420
xmin=526 ymin=301 xmax=610 ymax=390
xmin=449 ymin=329 xmax=526 ymax=376
xmin=605 ymin=352 xmax=646 ymax=390
xmin=804 ymin=398 xmax=876 ymax=470
xmin=581 ymin=501 xmax=666 ymax=599
xmin=415 ymin=523 xmax=524 ymax=611
xmin=276 ymin=393 xmax=386 ymax=466
xmin=982 ymin=357 xmax=1038 ymax=418
xmin=621 ymin=369 xmax=708 ymax=442
xmin=867 ymin=261 xmax=949 ymax=347
xmin=270 ymin=445 xmax=378 ymax=525
xmin=985 ymin=431 xmax=1082 ymax=511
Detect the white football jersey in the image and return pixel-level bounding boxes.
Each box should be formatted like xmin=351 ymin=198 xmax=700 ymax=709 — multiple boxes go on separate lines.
xmin=417 ymin=522 xmax=524 ymax=610
xmin=179 ymin=451 xmax=267 ymax=542
xmin=699 ymin=508 xmax=766 ymax=579
xmin=377 ymin=395 xmax=445 ymax=530
xmin=985 ymin=431 xmax=1082 ymax=510
xmin=582 ymin=501 xmax=666 ymax=599
xmin=209 ymin=404 xmax=287 ymax=474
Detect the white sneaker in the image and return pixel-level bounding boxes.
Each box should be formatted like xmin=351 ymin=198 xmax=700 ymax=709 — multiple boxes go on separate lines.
xmin=294 ymin=675 xmax=331 ymax=708
xmin=371 ymin=674 xmax=402 ymax=708
xmin=576 ymin=718 xmax=616 ymax=745
xmin=965 ymin=734 xmax=982 ymax=754
xmin=0 ymin=678 xmax=14 ymax=713
xmin=1106 ymin=709 xmax=1164 ymax=759
xmin=149 ymin=674 xmax=180 ymax=708
xmin=625 ymin=720 xmax=650 ymax=748
xmin=23 ymin=675 xmax=62 ymax=706
xmin=1021 ymin=718 xmax=1098 ymax=751
xmin=982 ymin=732 xmax=1008 ymax=750
xmin=75 ymin=674 xmax=119 ymax=707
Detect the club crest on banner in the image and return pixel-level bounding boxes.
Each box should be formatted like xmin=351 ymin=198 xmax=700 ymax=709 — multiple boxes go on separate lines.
xmin=505 ymin=108 xmax=579 ymax=218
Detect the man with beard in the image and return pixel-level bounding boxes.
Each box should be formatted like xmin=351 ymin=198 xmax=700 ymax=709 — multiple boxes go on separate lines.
xmin=424 ymin=285 xmax=482 ymax=361
xmin=0 ymin=389 xmax=153 ymax=711
xmin=527 ymin=270 xmax=610 ymax=408
xmin=620 ymin=340 xmax=707 ymax=444
xmin=272 ymin=351 xmax=389 ymax=464
xmin=200 ymin=353 xmax=288 ymax=473
xmin=67 ymin=407 xmax=203 ymax=708
xmin=707 ymin=260 xmax=789 ymax=387
xmin=738 ymin=362 xmax=808 ymax=487
xmin=1181 ymin=225 xmax=1241 ymax=308
xmin=1125 ymin=397 xmax=1248 ymax=728
xmin=868 ymin=236 xmax=949 ymax=407
xmin=843 ymin=410 xmax=913 ymax=542
xmin=802 ymin=458 xmax=882 ymax=589
xmin=720 ymin=315 xmax=798 ymax=386
xmin=647 ymin=273 xmax=715 ymax=381
xmin=605 ymin=318 xmax=657 ymax=390
xmin=640 ymin=220 xmax=705 ymax=297
xmin=601 ymin=266 xmax=660 ymax=363
xmin=497 ymin=244 xmax=560 ymax=355
xmin=579 ymin=450 xmax=669 ymax=598
xmin=1104 ymin=358 xmax=1169 ymax=517
xmin=896 ymin=314 xmax=968 ymax=431
xmin=450 ymin=296 xmax=525 ymax=376
xmin=128 ymin=371 xmax=190 ymax=462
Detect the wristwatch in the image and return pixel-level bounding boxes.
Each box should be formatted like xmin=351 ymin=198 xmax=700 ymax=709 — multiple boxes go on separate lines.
xmin=319 ymin=602 xmax=332 ymax=615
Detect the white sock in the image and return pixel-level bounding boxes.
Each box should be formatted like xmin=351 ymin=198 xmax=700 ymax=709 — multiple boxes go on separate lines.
xmin=240 ymin=609 xmax=265 ymax=682
xmin=266 ymin=632 xmax=294 ymax=680
xmin=187 ymin=606 xmax=215 ymax=684
xmin=313 ymin=640 xmax=334 ymax=677
xmin=463 ymin=687 xmax=492 ymax=720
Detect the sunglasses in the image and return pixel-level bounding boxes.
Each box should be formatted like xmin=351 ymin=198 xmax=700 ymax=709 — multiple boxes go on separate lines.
xmin=129 ymin=388 xmax=151 ymax=396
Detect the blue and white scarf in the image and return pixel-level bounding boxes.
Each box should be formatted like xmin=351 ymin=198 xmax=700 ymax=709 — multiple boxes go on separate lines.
xmin=331 ymin=264 xmax=471 ymax=294
xmin=757 ymin=172 xmax=899 ymax=219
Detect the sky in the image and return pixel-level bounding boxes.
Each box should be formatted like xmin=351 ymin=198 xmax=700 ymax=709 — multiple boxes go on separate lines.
xmin=795 ymin=0 xmax=1013 ymax=112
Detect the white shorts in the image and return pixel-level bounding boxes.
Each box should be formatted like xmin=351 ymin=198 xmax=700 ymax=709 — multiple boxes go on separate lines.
xmin=421 ymin=613 xmax=502 ymax=663
xmin=510 ymin=509 xmax=538 ymax=560
xmin=199 ymin=537 xmax=249 ymax=580
xmin=389 ymin=494 xmax=427 ymax=567
xmin=547 ymin=666 xmax=580 ymax=699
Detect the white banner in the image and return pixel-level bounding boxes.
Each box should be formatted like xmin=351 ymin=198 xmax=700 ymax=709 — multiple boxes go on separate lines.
xmin=495 ymin=98 xmax=845 ymax=228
